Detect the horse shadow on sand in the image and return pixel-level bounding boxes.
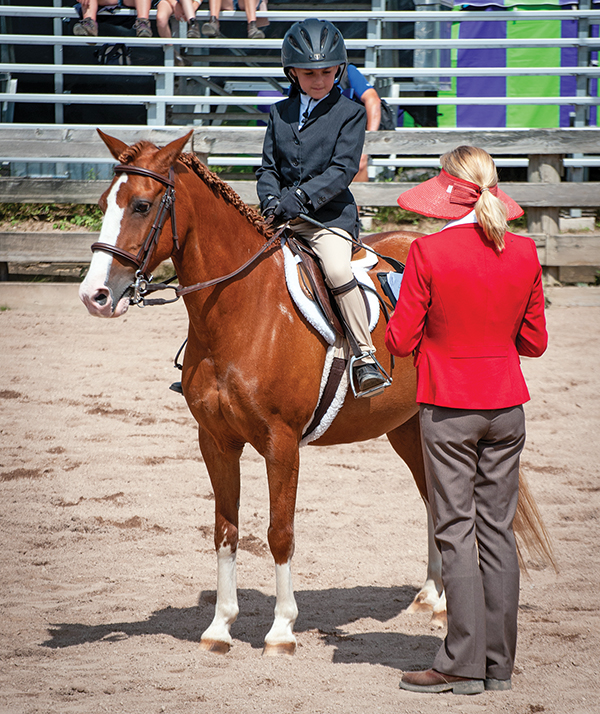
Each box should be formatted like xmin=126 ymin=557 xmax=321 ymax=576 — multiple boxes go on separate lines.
xmin=42 ymin=584 xmax=441 ymax=670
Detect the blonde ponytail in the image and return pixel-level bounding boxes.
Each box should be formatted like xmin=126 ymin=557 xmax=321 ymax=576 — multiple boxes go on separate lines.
xmin=441 ymin=146 xmax=509 ymax=251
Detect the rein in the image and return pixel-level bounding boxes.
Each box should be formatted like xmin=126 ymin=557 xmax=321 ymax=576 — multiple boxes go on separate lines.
xmin=139 ymin=227 xmax=285 ymax=306
xmin=91 ymin=160 xmax=287 ymax=307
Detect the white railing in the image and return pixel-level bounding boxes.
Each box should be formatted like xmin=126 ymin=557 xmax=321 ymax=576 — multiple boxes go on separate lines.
xmin=2 ymin=6 xmax=599 ymax=127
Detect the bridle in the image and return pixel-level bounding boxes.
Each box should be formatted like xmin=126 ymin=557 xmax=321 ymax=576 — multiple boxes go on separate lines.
xmin=89 ymin=161 xmax=285 ymax=307
xmin=90 ymin=164 xmax=179 ymax=305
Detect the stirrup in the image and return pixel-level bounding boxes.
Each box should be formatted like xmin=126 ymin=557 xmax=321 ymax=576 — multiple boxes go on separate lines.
xmin=349 ymin=351 xmax=392 ymax=399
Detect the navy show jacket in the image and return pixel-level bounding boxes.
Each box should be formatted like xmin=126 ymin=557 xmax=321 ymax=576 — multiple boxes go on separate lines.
xmin=256 ymin=85 xmax=366 ymax=239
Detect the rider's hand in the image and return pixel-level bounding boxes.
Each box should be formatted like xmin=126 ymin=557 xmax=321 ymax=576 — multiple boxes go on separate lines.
xmin=273 ymin=188 xmax=309 ymax=223
xmin=261 ymin=195 xmax=278 ymax=222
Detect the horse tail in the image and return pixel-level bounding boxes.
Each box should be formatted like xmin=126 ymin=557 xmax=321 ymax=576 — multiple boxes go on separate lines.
xmin=514 ymin=469 xmax=558 ymax=574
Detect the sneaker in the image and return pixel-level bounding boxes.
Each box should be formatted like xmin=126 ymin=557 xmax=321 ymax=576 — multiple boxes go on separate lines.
xmin=73 ymin=17 xmax=98 ymax=37
xmin=187 ymin=18 xmax=200 ymax=38
xmin=201 ymin=16 xmax=220 ymax=37
xmin=247 ymin=21 xmax=264 ymax=39
xmin=134 ymin=18 xmax=152 ymax=38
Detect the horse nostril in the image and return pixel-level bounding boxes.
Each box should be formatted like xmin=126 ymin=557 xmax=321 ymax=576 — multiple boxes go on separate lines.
xmin=94 ymin=290 xmax=109 ymax=306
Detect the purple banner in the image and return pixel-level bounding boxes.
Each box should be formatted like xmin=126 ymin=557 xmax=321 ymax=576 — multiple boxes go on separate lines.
xmin=456 ymin=11 xmax=506 ymax=127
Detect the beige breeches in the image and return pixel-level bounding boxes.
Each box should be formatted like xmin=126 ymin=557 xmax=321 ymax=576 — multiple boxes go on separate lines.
xmin=290 ymin=219 xmax=375 ymax=362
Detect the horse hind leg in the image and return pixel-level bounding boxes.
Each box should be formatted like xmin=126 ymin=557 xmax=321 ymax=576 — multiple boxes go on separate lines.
xmin=386 ymin=414 xmax=446 ymax=628
xmin=262 ymin=432 xmax=300 ymax=656
xmin=404 ymin=502 xmax=447 ymax=628
xmin=197 ymin=426 xmax=244 ymax=654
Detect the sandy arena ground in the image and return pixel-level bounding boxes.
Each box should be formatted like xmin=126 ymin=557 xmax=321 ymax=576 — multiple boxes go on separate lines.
xmin=0 ymin=283 xmax=599 ymax=714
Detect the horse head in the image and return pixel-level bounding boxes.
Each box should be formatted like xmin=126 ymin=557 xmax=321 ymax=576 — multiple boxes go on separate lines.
xmin=79 ymin=129 xmax=193 ymax=318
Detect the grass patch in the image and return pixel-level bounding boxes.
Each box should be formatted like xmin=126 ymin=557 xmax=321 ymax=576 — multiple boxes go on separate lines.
xmin=373 ymin=206 xmax=421 ymax=227
xmin=0 ymin=203 xmax=104 ymax=231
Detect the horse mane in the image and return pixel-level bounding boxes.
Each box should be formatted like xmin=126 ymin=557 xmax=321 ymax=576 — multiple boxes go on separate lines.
xmin=116 ymin=142 xmax=272 ymax=240
xmin=179 ymin=152 xmax=273 ymax=239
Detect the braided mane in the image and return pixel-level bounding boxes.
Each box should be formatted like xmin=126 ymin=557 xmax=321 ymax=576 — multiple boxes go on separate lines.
xmin=178 ymin=152 xmax=272 ymax=239
xmin=116 ymin=143 xmax=272 ymax=240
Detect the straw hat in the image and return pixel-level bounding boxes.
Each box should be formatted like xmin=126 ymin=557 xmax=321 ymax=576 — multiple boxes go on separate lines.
xmin=397 ymin=169 xmax=524 ymax=221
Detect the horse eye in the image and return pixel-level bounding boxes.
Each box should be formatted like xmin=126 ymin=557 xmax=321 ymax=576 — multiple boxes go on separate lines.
xmin=134 ymin=200 xmax=151 ymax=214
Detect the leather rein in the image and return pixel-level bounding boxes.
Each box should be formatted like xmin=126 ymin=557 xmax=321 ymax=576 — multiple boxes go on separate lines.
xmin=90 ymin=163 xmax=283 ymax=307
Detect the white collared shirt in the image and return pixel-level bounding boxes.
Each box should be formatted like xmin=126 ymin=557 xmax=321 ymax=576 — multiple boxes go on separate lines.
xmin=298 ymin=93 xmax=327 ymax=129
xmin=441 ymin=209 xmax=479 ymax=231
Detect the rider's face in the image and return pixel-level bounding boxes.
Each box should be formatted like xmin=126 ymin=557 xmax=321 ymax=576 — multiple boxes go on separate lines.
xmin=290 ymin=66 xmax=339 ymax=100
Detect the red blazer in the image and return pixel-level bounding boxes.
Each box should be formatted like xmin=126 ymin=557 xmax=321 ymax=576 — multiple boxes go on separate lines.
xmin=385 ymin=224 xmax=548 ymax=409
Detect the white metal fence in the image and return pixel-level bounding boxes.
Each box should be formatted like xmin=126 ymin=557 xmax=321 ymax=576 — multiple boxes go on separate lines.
xmin=2 ymin=5 xmax=599 ymax=131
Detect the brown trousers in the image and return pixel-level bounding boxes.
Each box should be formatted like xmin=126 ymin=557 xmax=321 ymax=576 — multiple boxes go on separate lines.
xmin=290 ymin=218 xmax=375 ymax=363
xmin=419 ymin=403 xmax=525 ymax=681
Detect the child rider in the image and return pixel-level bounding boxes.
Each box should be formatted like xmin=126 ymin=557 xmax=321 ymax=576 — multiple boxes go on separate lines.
xmin=256 ymin=18 xmax=389 ymax=398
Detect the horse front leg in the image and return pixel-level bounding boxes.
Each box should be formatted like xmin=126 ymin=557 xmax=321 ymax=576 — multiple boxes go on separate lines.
xmin=263 ymin=433 xmax=300 ymax=656
xmin=197 ymin=425 xmax=244 ymax=654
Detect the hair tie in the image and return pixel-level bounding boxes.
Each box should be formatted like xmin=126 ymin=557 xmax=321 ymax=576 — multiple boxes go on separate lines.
xmin=480 ymin=187 xmax=489 ymax=193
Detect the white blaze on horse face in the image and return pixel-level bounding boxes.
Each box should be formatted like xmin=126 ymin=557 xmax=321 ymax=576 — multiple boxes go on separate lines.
xmin=82 ymin=174 xmax=128 ymax=290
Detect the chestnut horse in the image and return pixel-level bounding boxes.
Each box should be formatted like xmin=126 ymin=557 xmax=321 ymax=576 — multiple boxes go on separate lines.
xmin=80 ymin=131 xmax=552 ymax=655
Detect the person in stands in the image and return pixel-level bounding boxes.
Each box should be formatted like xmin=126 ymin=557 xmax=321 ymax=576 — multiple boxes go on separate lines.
xmin=340 ymin=64 xmax=382 ymax=183
xmin=201 ymin=0 xmax=267 ymax=39
xmin=156 ymin=0 xmax=202 ymax=40
xmin=385 ymin=145 xmax=548 ymax=695
xmin=74 ymin=0 xmax=154 ymax=37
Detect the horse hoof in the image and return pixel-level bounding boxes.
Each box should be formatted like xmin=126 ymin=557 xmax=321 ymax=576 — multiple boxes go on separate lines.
xmin=199 ymin=638 xmax=231 ymax=654
xmin=406 ymin=599 xmax=433 ymax=614
xmin=262 ymin=641 xmax=296 ymax=657
xmin=430 ymin=611 xmax=447 ymax=629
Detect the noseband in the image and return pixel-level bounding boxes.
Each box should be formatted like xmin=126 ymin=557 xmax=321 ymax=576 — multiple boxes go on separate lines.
xmin=90 ymin=164 xmax=179 ymax=305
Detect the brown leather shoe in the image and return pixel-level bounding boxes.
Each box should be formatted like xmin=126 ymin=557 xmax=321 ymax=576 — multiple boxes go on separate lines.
xmin=399 ymin=669 xmax=484 ymax=695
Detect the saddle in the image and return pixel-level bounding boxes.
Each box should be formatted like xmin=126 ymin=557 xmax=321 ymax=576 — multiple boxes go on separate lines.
xmin=282 ymin=231 xmax=397 ymax=444
xmin=284 ymin=232 xmax=373 ymax=343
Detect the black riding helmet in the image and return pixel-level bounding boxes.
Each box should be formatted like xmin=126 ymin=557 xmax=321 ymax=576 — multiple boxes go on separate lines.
xmin=282 ymin=19 xmax=348 ymax=90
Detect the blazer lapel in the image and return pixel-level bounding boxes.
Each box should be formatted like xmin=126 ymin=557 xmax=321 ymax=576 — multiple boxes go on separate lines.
xmin=281 ymin=93 xmax=301 ymax=140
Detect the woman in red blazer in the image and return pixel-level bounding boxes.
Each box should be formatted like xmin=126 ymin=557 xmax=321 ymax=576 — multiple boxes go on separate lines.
xmin=385 ymin=146 xmax=548 ymax=695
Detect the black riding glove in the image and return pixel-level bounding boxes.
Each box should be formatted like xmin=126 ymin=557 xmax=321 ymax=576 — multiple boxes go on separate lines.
xmin=273 ymin=187 xmax=310 ymax=223
xmin=261 ymin=195 xmax=279 ymax=221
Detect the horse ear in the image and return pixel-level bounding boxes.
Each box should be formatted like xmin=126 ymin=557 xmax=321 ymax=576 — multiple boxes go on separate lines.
xmin=154 ymin=130 xmax=194 ymax=172
xmin=97 ymin=129 xmax=129 ymax=160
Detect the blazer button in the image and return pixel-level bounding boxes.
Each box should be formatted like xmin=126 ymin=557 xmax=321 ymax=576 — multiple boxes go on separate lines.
xmin=294 ymin=139 xmax=299 ymax=145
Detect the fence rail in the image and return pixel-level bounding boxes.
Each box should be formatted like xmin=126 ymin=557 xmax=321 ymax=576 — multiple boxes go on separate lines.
xmin=2 ymin=7 xmax=600 ymax=20
xmin=1 ymin=7 xmax=599 ymax=281
xmin=4 ymin=33 xmax=600 ymax=50
xmin=0 ymin=126 xmax=598 ymax=284
xmin=2 ymin=6 xmax=599 ymax=126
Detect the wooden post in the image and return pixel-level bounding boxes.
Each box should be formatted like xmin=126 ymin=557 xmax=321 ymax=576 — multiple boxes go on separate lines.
xmin=527 ymin=154 xmax=562 ymax=236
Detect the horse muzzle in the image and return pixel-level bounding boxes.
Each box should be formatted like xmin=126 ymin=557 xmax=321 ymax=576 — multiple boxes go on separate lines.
xmin=79 ymin=277 xmax=132 ymax=318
